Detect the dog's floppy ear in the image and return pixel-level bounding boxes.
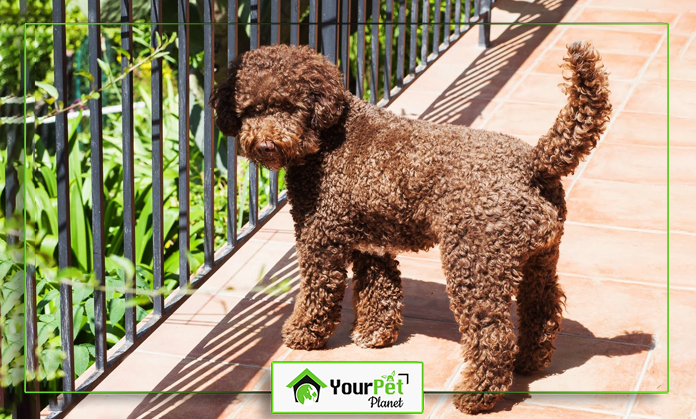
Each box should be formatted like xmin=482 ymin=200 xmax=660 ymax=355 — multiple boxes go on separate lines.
xmin=209 ymin=60 xmax=241 ymax=137
xmin=304 ymin=53 xmax=346 ymax=131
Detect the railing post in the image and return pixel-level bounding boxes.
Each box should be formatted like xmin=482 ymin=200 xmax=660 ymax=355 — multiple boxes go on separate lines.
xmin=227 ymin=0 xmax=239 ymax=246
xmin=203 ymin=0 xmax=216 ymax=267
xmin=320 ymin=0 xmax=339 ymax=64
xmin=123 ymin=0 xmax=137 ymax=342
xmin=52 ymin=0 xmax=75 ymax=408
xmin=478 ymin=0 xmax=492 ymax=48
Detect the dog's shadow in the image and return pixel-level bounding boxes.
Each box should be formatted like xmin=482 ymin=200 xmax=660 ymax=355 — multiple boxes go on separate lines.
xmin=256 ymin=247 xmax=654 ymax=409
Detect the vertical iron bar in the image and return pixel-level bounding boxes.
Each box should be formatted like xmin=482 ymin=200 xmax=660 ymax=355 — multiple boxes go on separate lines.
xmin=249 ymin=164 xmax=259 ymax=228
xmin=151 ymin=0 xmax=165 ymax=313
xmin=178 ymin=0 xmax=191 ymax=287
xmin=321 ymin=0 xmax=338 ymax=64
xmin=227 ymin=0 xmax=238 ymax=246
xmin=290 ymin=0 xmax=300 ymax=45
xmin=473 ymin=0 xmax=478 ymax=20
xmin=465 ymin=0 xmax=470 ymax=24
xmin=420 ymin=0 xmax=429 ymax=66
xmin=340 ymin=0 xmax=351 ymax=87
xmin=269 ymin=171 xmax=279 ymax=213
xmin=249 ymin=0 xmax=259 ymax=228
xmin=203 ymin=0 xmax=216 ymax=267
xmin=396 ymin=0 xmax=405 ymax=87
xmin=478 ymin=0 xmax=491 ymax=48
xmin=23 ymin=10 xmax=39 ymax=411
xmin=309 ymin=0 xmax=318 ymax=50
xmin=455 ymin=0 xmax=461 ymax=36
xmin=383 ymin=0 xmax=393 ymax=101
xmin=409 ymin=0 xmax=418 ymax=75
xmin=270 ymin=2 xmax=281 ymax=209
xmin=250 ymin=0 xmax=259 ymax=49
xmin=444 ymin=0 xmax=451 ymax=45
xmin=52 ymin=0 xmax=74 ymax=403
xmin=271 ymin=0 xmax=281 ymax=44
xmin=88 ymin=0 xmax=108 ymax=372
xmin=25 ymin=265 xmax=41 ymax=416
xmin=432 ymin=0 xmax=439 ymax=57
xmin=4 ymin=141 xmax=17 ymax=248
xmin=121 ymin=0 xmax=137 ymax=342
xmin=356 ymin=0 xmax=366 ymax=99
xmin=3 ymin=125 xmax=16 ymax=242
xmin=369 ymin=0 xmax=379 ymax=104
xmin=21 ymin=119 xmax=39 ymax=419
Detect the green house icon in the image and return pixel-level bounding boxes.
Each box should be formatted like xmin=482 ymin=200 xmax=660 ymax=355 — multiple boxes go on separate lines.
xmin=286 ymin=368 xmax=328 ymax=404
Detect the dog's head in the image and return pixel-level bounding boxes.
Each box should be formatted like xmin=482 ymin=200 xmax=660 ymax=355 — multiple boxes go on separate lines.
xmin=209 ymin=44 xmax=346 ymax=170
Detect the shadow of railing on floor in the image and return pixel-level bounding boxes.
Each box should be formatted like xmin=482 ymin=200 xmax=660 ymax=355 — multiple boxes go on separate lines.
xmin=125 ymin=247 xmax=301 ymax=419
xmin=419 ymin=0 xmax=577 ymax=126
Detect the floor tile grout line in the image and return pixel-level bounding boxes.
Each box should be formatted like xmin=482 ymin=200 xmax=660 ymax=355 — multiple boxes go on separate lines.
xmin=565 ymin=221 xmax=676 ymax=236
xmin=556 ymin=271 xmax=692 ymax=291
xmin=580 ymin=177 xmax=696 ymax=188
xmin=622 ymin=335 xmax=658 ymax=419
xmin=521 ymin=400 xmax=626 ymax=417
xmin=579 ymin=3 xmax=686 ymax=14
xmin=679 ymin=22 xmax=696 ymax=59
xmin=136 ymin=349 xmax=271 ymax=372
xmin=603 ymin=141 xmax=696 ymax=150
xmin=224 ymin=374 xmax=271 ymax=419
xmin=427 ymin=361 xmax=469 ymax=418
xmin=620 ymin=108 xmax=687 ymax=117
xmin=427 ymin=394 xmax=451 ymax=418
xmin=568 ymin=177 xmax=669 ymax=186
xmin=630 ymin=414 xmax=663 ymax=419
xmin=564 ymin=15 xmax=677 ymax=199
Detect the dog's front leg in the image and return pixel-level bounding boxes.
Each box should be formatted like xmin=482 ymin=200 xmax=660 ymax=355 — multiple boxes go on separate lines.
xmin=281 ymin=240 xmax=349 ymax=350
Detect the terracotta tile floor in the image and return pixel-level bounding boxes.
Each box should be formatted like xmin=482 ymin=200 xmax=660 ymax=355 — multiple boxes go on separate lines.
xmin=61 ymin=0 xmax=694 ymax=417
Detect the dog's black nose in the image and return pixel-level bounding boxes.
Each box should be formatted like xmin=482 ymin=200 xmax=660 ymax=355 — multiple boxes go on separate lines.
xmin=256 ymin=141 xmax=275 ymax=153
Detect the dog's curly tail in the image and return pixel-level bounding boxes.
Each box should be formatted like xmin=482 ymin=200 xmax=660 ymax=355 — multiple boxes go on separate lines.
xmin=531 ymin=41 xmax=612 ymax=180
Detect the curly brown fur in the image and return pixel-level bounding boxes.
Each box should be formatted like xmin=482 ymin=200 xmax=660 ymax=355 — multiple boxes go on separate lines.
xmin=210 ymin=41 xmax=611 ymax=414
xmin=351 ymin=251 xmax=404 ymax=348
xmin=532 ymin=41 xmax=612 ymax=180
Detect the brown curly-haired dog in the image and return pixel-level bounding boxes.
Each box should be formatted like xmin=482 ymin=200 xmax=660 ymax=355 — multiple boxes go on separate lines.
xmin=210 ymin=41 xmax=611 ymax=413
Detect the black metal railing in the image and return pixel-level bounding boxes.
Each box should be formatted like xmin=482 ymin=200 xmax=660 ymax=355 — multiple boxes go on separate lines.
xmin=13 ymin=0 xmax=496 ymax=417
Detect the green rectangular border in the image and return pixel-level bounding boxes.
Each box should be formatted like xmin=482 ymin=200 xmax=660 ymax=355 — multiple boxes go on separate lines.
xmin=271 ymin=361 xmax=425 ymax=414
xmin=22 ymin=21 xmax=670 ymax=396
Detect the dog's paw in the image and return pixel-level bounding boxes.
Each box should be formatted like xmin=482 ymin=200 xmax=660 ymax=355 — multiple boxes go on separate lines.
xmin=281 ymin=322 xmax=328 ymax=350
xmin=350 ymin=325 xmax=399 ymax=348
xmin=453 ymin=392 xmax=501 ymax=414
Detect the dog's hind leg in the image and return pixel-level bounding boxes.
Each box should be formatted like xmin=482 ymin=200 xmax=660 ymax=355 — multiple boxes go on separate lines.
xmin=350 ymin=251 xmax=404 ymax=348
xmin=514 ymin=244 xmax=565 ymax=374
xmin=281 ymin=240 xmax=349 ymax=350
xmin=440 ymin=233 xmax=519 ymax=414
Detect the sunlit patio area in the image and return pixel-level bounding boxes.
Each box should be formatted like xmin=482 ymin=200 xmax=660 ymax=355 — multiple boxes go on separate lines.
xmin=53 ymin=0 xmax=694 ymax=417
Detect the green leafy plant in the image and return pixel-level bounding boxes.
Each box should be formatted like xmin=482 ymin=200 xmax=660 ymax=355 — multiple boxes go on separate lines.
xmin=1 ymin=9 xmax=284 ymax=418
